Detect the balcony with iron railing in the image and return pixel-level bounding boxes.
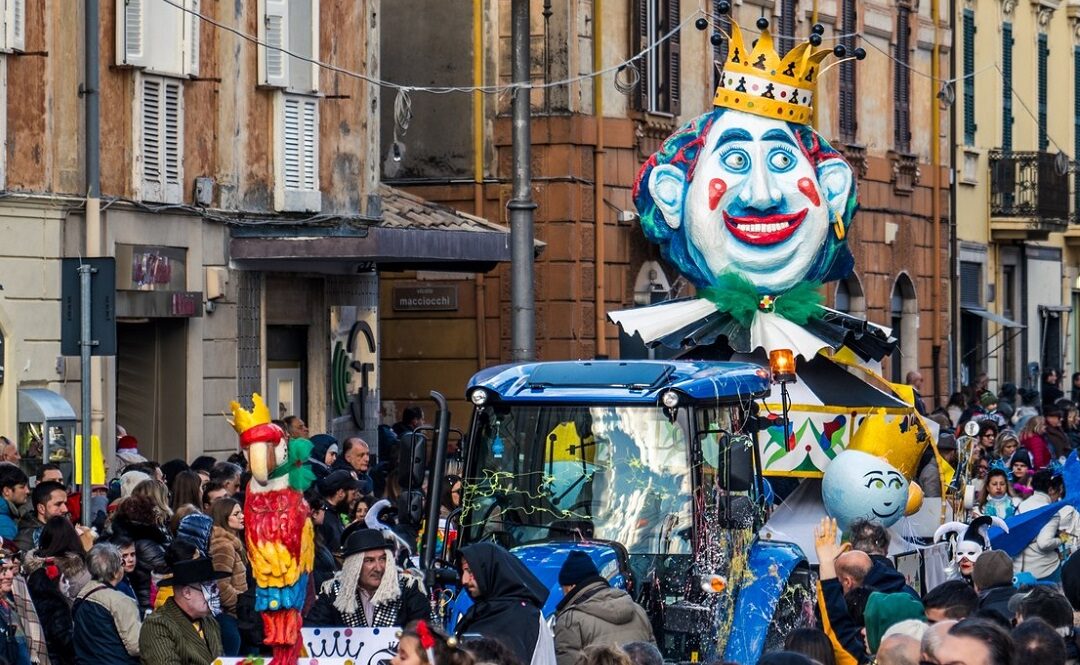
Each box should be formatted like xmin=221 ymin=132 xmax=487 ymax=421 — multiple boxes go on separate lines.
xmin=989 ymin=150 xmax=1071 ymax=240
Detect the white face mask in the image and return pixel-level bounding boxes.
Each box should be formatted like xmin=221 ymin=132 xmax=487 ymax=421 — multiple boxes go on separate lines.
xmin=58 ymin=574 xmax=71 ymax=599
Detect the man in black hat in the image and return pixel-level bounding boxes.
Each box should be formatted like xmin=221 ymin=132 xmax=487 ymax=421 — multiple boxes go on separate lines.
xmin=139 ymin=558 xmax=229 ymax=665
xmin=552 ymin=550 xmax=653 ymax=665
xmin=317 ymin=470 xmax=363 ymax=552
xmin=306 ymin=528 xmax=429 ymax=628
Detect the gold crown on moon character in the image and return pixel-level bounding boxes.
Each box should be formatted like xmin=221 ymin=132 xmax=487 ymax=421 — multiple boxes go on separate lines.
xmin=845 ymin=410 xmax=927 ymax=479
xmin=711 ymin=9 xmax=865 ymax=125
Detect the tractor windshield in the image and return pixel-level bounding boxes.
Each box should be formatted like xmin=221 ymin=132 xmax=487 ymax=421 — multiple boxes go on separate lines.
xmin=460 ymin=404 xmax=693 ymax=553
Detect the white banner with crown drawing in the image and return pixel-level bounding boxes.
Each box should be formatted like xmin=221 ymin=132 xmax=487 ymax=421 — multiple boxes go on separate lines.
xmin=213 ymin=627 xmax=398 ymax=665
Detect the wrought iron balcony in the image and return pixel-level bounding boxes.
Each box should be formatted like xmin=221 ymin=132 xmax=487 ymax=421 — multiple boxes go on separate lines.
xmin=989 ymin=150 xmax=1071 ymax=239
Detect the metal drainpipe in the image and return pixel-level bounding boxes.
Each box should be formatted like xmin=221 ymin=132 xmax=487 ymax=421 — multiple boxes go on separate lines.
xmin=931 ymin=0 xmax=942 ymax=406
xmin=948 ymin=0 xmax=960 ymax=394
xmin=473 ymin=0 xmax=487 ymax=368
xmin=593 ymin=0 xmax=607 ymax=358
xmin=509 ymin=0 xmax=537 ymax=361
xmin=83 ymin=0 xmax=101 ymax=527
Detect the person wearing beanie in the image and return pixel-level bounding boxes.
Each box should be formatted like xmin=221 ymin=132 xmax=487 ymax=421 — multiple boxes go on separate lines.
xmin=1010 ymin=449 xmax=1034 ymax=496
xmin=971 ymin=551 xmax=1015 ymax=624
xmin=863 ymin=591 xmax=925 ymax=654
xmin=552 ymin=550 xmax=654 ymax=665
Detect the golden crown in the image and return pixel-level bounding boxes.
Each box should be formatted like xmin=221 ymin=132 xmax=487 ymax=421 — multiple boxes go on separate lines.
xmin=845 ymin=410 xmax=927 ymax=479
xmin=228 ymin=392 xmax=272 ymax=435
xmin=711 ymin=11 xmax=865 ymax=125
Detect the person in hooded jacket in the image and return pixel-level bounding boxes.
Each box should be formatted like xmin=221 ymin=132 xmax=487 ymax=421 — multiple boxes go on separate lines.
xmin=456 ymin=542 xmax=555 ymax=665
xmin=970 ymin=551 xmax=1015 ymax=625
xmin=551 ymin=551 xmax=653 ymax=665
xmin=109 ymin=494 xmax=170 ymax=614
xmin=308 ymin=434 xmax=340 ymax=481
xmin=24 ymin=516 xmax=91 ymax=665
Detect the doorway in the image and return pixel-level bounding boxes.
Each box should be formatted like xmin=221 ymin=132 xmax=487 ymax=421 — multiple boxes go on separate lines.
xmin=115 ymin=320 xmax=188 ymax=463
xmin=267 ymin=326 xmax=308 ymax=422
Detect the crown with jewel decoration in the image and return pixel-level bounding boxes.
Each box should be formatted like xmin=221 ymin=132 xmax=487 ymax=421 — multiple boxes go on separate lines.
xmin=228 ymin=393 xmax=271 ymax=435
xmin=711 ymin=10 xmax=865 ymax=125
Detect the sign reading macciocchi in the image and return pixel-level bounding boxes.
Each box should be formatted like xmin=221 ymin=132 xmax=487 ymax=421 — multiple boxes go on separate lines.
xmin=392 ymin=284 xmax=459 ymax=311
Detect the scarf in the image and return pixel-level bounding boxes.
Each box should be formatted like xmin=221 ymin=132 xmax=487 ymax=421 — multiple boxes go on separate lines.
xmin=10 ymin=577 xmax=47 ymax=665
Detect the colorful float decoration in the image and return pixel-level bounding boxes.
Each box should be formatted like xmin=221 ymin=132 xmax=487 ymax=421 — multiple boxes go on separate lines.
xmin=608 ymin=10 xmax=932 ymax=499
xmin=229 ymin=394 xmax=316 ymax=665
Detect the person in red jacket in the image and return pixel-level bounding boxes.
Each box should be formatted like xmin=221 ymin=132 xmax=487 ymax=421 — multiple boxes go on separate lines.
xmin=1019 ymin=416 xmax=1052 ymax=470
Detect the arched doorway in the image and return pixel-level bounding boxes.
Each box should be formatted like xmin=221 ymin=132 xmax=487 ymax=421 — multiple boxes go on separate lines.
xmin=890 ymin=274 xmax=919 ymax=383
xmin=834 ymin=273 xmax=867 ymax=318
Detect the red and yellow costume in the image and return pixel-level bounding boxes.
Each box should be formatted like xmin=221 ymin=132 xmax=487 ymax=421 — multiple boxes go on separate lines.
xmin=229 ymin=394 xmax=315 ymax=665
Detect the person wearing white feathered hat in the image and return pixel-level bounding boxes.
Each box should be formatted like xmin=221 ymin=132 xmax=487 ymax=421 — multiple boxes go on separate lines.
xmin=934 ymin=515 xmax=1008 ymax=582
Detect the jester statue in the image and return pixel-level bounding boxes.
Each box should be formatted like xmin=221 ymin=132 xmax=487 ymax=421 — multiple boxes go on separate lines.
xmin=611 ymin=9 xmax=869 ymax=356
xmin=608 ymin=7 xmax=943 ymax=542
xmin=229 ymin=394 xmax=315 ymax=665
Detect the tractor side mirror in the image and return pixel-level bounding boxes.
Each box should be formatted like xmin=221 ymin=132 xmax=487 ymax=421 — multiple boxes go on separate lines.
xmin=398 ymin=490 xmax=424 ymax=527
xmin=399 ymin=431 xmax=427 ymax=489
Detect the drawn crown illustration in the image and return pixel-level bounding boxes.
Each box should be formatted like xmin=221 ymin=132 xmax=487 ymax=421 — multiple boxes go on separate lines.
xmin=713 ymin=14 xmax=865 ymax=125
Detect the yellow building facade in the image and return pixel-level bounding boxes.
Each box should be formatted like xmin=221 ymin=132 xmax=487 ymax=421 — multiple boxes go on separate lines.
xmin=953 ymin=0 xmax=1080 ymax=393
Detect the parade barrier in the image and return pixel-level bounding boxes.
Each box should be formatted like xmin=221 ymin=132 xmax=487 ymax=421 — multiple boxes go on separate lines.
xmin=212 ymin=627 xmax=398 ymax=665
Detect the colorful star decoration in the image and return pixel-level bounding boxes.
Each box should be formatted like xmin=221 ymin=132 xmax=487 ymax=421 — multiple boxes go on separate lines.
xmin=759 ymin=295 xmax=776 ymax=313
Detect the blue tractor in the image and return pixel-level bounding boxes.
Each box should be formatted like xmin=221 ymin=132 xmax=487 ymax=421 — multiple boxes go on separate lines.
xmin=437 ymin=360 xmax=813 ymax=664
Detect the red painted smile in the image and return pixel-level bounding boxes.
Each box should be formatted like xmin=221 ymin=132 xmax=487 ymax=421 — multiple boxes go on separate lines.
xmin=723 ymin=209 xmax=808 ymax=245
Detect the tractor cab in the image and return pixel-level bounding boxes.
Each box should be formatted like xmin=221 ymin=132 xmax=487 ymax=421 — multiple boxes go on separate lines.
xmin=441 ymin=360 xmax=811 ymax=663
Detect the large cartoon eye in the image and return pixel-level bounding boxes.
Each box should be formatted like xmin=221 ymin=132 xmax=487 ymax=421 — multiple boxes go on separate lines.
xmin=721 ymin=149 xmax=751 ymax=174
xmin=871 ymin=479 xmax=885 ymax=489
xmin=889 ymin=478 xmax=903 ymax=489
xmin=768 ymin=148 xmax=797 ymax=172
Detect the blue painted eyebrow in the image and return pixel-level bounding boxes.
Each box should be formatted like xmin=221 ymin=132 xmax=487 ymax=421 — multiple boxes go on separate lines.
xmin=761 ymin=128 xmax=798 ymax=147
xmin=712 ymin=128 xmax=754 ymax=151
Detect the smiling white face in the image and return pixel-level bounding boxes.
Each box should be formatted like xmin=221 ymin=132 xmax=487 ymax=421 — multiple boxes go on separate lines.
xmin=681 ymin=113 xmax=831 ymax=292
xmin=822 ymin=450 xmax=910 ymax=529
xmin=954 ymin=540 xmax=983 ymax=577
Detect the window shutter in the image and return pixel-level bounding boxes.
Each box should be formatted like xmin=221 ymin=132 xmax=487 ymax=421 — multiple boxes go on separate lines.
xmin=283 ymin=95 xmax=302 ymax=191
xmin=838 ymin=0 xmax=857 ymax=142
xmin=778 ymin=0 xmax=796 ymax=56
xmin=183 ymin=0 xmax=200 ymax=77
xmin=5 ymin=0 xmax=24 ymax=52
xmin=259 ymin=0 xmax=289 ymax=88
xmin=1002 ymin=23 xmax=1012 ymax=153
xmin=1038 ymin=33 xmax=1048 ymax=152
xmin=711 ymin=1 xmax=729 ymax=88
xmin=276 ymin=93 xmax=321 ymax=211
xmin=633 ymin=0 xmax=648 ymax=111
xmin=893 ymin=8 xmax=911 ymax=152
xmin=666 ymin=0 xmax=680 ymax=115
xmin=117 ymin=0 xmax=146 ymax=67
xmin=959 ymin=261 xmax=982 ymax=308
xmin=139 ymin=76 xmax=163 ymax=201
xmin=163 ymin=79 xmax=183 ymax=202
xmin=962 ymin=10 xmax=975 ymax=145
xmin=308 ymin=0 xmax=320 ymax=93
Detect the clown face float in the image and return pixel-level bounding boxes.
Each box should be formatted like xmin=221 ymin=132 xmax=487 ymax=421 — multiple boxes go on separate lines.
xmin=637 ymin=21 xmax=857 ymax=296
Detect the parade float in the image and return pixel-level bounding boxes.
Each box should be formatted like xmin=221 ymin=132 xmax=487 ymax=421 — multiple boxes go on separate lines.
xmin=441 ymin=7 xmax=953 ymax=664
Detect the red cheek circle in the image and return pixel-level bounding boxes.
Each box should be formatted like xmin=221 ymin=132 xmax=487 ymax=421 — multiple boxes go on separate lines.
xmin=708 ymin=178 xmax=728 ymax=211
xmin=797 ymin=177 xmax=821 ymax=207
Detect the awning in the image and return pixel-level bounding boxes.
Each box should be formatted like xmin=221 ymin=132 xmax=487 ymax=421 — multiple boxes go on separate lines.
xmin=229 ymin=186 xmax=540 ymax=274
xmin=961 ymin=306 xmax=1024 ymax=328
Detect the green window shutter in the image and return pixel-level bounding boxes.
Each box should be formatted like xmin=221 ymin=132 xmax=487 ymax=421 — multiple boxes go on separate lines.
xmin=1039 ymin=33 xmax=1048 ymax=152
xmin=963 ymin=10 xmax=975 ymax=145
xmin=1003 ymin=23 xmax=1012 ymax=153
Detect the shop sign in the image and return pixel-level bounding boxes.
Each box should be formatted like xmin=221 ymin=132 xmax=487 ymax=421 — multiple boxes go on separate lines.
xmin=392 ymin=284 xmax=458 ymax=311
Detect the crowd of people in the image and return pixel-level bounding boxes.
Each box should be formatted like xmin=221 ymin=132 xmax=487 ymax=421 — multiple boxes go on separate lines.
xmin=784 ymin=516 xmax=1080 ymax=665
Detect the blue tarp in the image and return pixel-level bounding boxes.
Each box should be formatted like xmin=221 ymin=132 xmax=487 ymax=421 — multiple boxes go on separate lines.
xmin=989 ymin=452 xmax=1080 ymax=557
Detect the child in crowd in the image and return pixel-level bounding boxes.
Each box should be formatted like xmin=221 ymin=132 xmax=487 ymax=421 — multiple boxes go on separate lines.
xmin=1010 ymin=448 xmax=1035 ymax=498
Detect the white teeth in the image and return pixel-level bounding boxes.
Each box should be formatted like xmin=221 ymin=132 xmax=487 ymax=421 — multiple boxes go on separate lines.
xmin=736 ymin=221 xmax=788 ymax=233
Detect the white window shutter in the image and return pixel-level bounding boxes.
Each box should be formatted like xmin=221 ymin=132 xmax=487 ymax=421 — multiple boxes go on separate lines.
xmin=117 ymin=0 xmax=146 ymax=67
xmin=139 ymin=75 xmax=163 ymax=201
xmin=183 ymin=0 xmax=200 ymax=77
xmin=5 ymin=0 xmax=24 ymax=52
xmin=309 ymin=0 xmax=320 ymax=93
xmin=259 ymin=0 xmax=289 ymax=88
xmin=275 ymin=93 xmax=321 ymax=212
xmin=163 ymin=79 xmax=183 ymax=202
xmin=301 ymin=97 xmax=318 ymax=191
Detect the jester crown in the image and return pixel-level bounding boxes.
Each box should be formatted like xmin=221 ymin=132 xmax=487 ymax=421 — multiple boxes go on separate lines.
xmin=712 ymin=3 xmax=866 ymax=126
